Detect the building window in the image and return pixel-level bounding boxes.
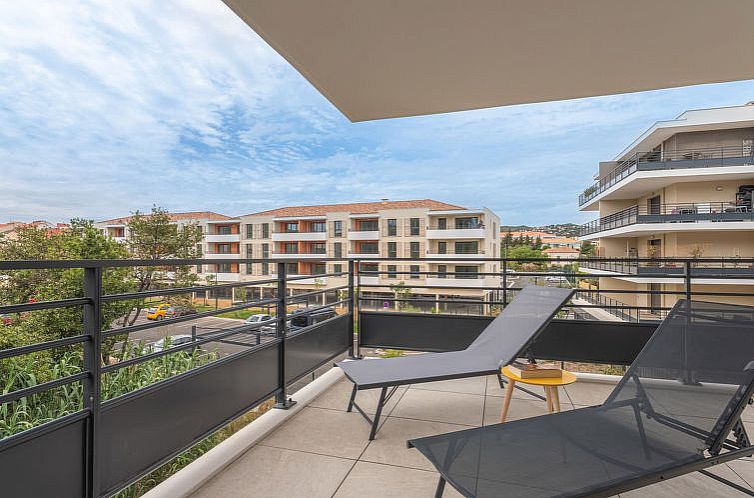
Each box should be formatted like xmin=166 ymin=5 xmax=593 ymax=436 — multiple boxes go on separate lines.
xmin=245 ymin=224 xmax=254 ymax=238
xmin=313 ymin=263 xmax=327 ymax=275
xmin=410 ymin=241 xmax=420 ymax=259
xmin=359 ymin=263 xmax=379 ymax=276
xmin=196 ymin=264 xmax=203 ymax=274
xmin=217 ymin=243 xmax=232 ymax=254
xmin=285 ymin=262 xmax=298 ymax=275
xmin=284 ymin=243 xmax=298 ymax=254
xmin=437 ymin=218 xmax=447 ymax=229
xmin=387 ymin=219 xmax=397 ymax=236
xmin=312 ymin=242 xmax=326 ymax=254
xmin=334 ymin=242 xmax=342 ymax=258
xmin=455 ymin=217 xmax=479 ymax=229
xmin=312 ymin=221 xmax=326 ymax=233
xmin=410 ymin=218 xmax=420 ymax=235
xmin=387 ymin=242 xmax=397 ymax=259
xmin=455 ymin=265 xmax=478 ymax=279
xmin=217 ymin=225 xmax=232 ymax=235
xmin=246 ymin=263 xmax=253 ymax=275
xmin=262 ymin=223 xmax=269 ymax=238
xmin=438 ymin=241 xmax=447 ymax=254
xmin=410 ymin=265 xmax=421 ymax=279
xmin=387 ymin=265 xmax=397 ymax=279
xmin=285 ymin=222 xmax=298 ymax=233
xmin=246 ymin=245 xmax=253 ymax=258
xmin=261 ymin=262 xmax=269 ymax=275
xmin=261 ymin=243 xmax=269 ymax=258
xmin=455 ymin=241 xmax=479 ymax=254
xmin=217 ymin=263 xmax=231 ymax=273
xmin=333 ymin=263 xmax=342 ymax=274
xmin=333 ymin=220 xmax=343 ymax=237
xmin=437 ymin=265 xmax=447 ymax=278
xmin=359 ymin=220 xmax=378 ymax=231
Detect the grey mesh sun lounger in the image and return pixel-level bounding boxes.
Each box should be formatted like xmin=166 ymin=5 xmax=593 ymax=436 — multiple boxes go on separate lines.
xmin=336 ymin=286 xmax=574 ymax=439
xmin=409 ymin=300 xmax=754 ymax=497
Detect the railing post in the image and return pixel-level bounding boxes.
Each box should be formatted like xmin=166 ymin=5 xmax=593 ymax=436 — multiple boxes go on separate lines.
xmin=502 ymin=259 xmax=508 ymax=307
xmin=83 ymin=266 xmax=102 ymax=498
xmin=683 ymin=260 xmax=692 ymax=301
xmin=347 ymin=259 xmax=361 ymax=359
xmin=274 ymin=262 xmax=296 ymax=409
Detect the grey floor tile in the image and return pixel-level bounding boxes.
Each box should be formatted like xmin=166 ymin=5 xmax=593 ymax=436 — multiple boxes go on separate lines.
xmin=191 ymin=445 xmax=353 ymax=498
xmin=483 ymin=393 xmax=561 ymax=425
xmin=361 ymin=416 xmax=470 ymax=471
xmin=260 ymin=406 xmax=371 ymax=459
xmin=333 ymin=461 xmax=464 ymax=498
xmin=484 ymin=374 xmax=552 ymax=400
xmin=309 ymin=378 xmax=407 ymax=414
xmin=621 ymin=463 xmax=749 ymax=497
xmin=563 ymin=381 xmax=615 ymax=407
xmin=391 ymin=388 xmax=484 ymax=426
xmin=727 ymin=458 xmax=754 ymax=489
xmin=411 ymin=376 xmax=487 ymax=395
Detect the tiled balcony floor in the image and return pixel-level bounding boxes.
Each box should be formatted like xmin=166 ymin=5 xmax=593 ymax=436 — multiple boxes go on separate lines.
xmin=191 ymin=372 xmax=754 ymax=498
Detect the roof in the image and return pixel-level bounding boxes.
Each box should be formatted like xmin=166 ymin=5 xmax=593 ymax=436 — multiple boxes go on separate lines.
xmin=543 ymin=247 xmax=580 ymax=254
xmin=244 ymin=199 xmax=465 ymax=217
xmin=223 ymin=1 xmax=754 ymax=122
xmin=544 ymin=237 xmax=580 ymax=244
xmin=0 ymin=221 xmax=52 ymax=233
xmin=504 ymin=231 xmax=556 ymax=239
xmin=99 ymin=211 xmax=232 ymax=225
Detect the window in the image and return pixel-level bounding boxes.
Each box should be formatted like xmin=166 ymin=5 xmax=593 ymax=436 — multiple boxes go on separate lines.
xmin=437 ymin=218 xmax=447 ymax=229
xmin=360 ymin=242 xmax=378 ymax=254
xmin=333 ymin=220 xmax=343 ymax=237
xmin=261 ymin=223 xmax=269 ymax=238
xmin=410 ymin=241 xmax=420 ymax=259
xmin=410 ymin=265 xmax=421 ymax=279
xmin=313 ymin=263 xmax=327 ymax=275
xmin=285 ymin=262 xmax=298 ymax=275
xmin=438 ymin=241 xmax=447 ymax=254
xmin=360 ymin=220 xmax=378 ymax=231
xmin=387 ymin=219 xmax=397 ymax=236
xmin=285 ymin=222 xmax=299 ymax=233
xmin=387 ymin=242 xmax=397 ymax=259
xmin=246 ymin=245 xmax=253 ymax=258
xmin=455 ymin=217 xmax=479 ymax=229
xmin=217 ymin=243 xmax=232 ymax=254
xmin=245 ymin=223 xmax=253 ymax=238
xmin=261 ymin=262 xmax=269 ymax=275
xmin=196 ymin=264 xmax=203 ymax=273
xmin=455 ymin=241 xmax=478 ymax=254
xmin=333 ymin=263 xmax=342 ymax=274
xmin=246 ymin=263 xmax=253 ymax=275
xmin=217 ymin=263 xmax=231 ymax=273
xmin=261 ymin=243 xmax=269 ymax=258
xmin=217 ymin=225 xmax=232 ymax=235
xmin=359 ymin=263 xmax=379 ymax=276
xmin=312 ymin=242 xmax=326 ymax=254
xmin=312 ymin=221 xmax=326 ymax=233
xmin=455 ymin=265 xmax=478 ymax=279
xmin=437 ymin=265 xmax=447 ymax=278
xmin=387 ymin=265 xmax=397 ymax=279
xmin=284 ymin=243 xmax=298 ymax=254
xmin=410 ymin=218 xmax=420 ymax=235
xmin=333 ymin=242 xmax=342 ymax=258
xmin=647 ymin=196 xmax=661 ymax=216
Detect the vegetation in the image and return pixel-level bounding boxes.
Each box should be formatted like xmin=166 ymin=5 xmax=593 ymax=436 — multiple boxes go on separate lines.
xmin=580 ymin=240 xmax=596 ymax=256
xmin=500 ymin=223 xmax=581 ymax=238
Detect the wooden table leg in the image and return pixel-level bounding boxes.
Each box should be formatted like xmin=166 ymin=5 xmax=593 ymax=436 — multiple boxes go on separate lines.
xmin=545 ymin=386 xmax=553 ymax=413
xmin=551 ymin=386 xmax=561 ymax=413
xmin=499 ymin=378 xmax=516 ymax=423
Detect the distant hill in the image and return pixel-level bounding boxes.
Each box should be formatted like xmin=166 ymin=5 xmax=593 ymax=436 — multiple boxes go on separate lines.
xmin=500 ymin=223 xmax=581 ymax=238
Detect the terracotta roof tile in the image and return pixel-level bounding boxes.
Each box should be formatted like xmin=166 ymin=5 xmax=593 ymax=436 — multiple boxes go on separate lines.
xmin=99 ymin=211 xmax=232 ymax=224
xmin=244 ymin=199 xmax=465 ymax=217
xmin=543 ymin=247 xmax=580 ymax=254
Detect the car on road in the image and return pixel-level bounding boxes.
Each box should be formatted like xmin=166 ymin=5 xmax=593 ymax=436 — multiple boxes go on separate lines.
xmin=146 ymin=304 xmax=172 ymax=320
xmin=259 ymin=307 xmax=337 ymax=335
xmin=147 ymin=304 xmax=197 ymax=320
xmin=244 ymin=313 xmax=274 ymax=330
xmin=545 ymin=276 xmax=570 ymax=285
xmin=169 ymin=306 xmax=198 ymax=317
xmin=151 ymin=334 xmax=194 ymax=352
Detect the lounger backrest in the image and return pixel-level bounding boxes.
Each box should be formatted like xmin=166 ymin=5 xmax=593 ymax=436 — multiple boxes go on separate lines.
xmin=465 ymin=286 xmax=573 ymax=366
xmin=606 ymin=300 xmax=754 ymax=450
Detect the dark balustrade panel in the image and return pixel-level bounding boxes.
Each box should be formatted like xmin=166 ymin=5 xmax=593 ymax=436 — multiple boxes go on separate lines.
xmin=285 ymin=314 xmax=351 ymax=384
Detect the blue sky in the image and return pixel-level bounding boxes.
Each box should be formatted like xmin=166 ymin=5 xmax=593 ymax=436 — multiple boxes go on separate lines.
xmin=2 ymin=1 xmax=754 ymax=226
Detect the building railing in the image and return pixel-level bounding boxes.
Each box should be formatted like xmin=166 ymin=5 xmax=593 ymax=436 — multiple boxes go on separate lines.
xmin=427 ymin=224 xmax=486 ymax=230
xmin=579 ymin=145 xmax=754 ymax=205
xmin=580 ymin=257 xmax=754 ymax=275
xmin=578 ymin=201 xmax=754 ymax=236
xmin=3 ymin=256 xmax=754 ymax=496
xmin=426 ymin=249 xmax=486 ymax=255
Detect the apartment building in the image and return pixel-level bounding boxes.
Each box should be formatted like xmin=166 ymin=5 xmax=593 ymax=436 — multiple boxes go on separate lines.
xmin=238 ymin=199 xmax=501 ymax=310
xmin=577 ymin=102 xmax=754 ymax=316
xmin=504 ymin=231 xmax=580 ymax=250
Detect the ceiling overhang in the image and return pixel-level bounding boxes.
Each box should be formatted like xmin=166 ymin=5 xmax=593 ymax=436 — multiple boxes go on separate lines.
xmin=223 ymin=0 xmax=754 ymax=122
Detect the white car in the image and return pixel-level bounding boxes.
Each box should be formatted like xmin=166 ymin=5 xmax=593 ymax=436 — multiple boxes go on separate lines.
xmin=151 ymin=334 xmax=194 ymax=352
xmin=244 ymin=314 xmax=275 ymax=330
xmin=545 ymin=276 xmax=569 ymax=284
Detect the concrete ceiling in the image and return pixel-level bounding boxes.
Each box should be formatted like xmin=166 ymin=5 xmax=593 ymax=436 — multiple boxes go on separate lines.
xmin=223 ymin=0 xmax=754 ymax=122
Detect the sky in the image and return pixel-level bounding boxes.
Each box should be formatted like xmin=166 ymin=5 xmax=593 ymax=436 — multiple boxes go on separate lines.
xmin=2 ymin=1 xmax=754 ymax=227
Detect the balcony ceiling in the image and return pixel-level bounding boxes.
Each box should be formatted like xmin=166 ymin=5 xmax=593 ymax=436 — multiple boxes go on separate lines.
xmin=222 ymin=0 xmax=754 ymax=122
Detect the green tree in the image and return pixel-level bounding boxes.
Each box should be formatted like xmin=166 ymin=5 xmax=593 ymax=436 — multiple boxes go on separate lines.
xmin=389 ymin=281 xmax=412 ymax=311
xmin=580 ymin=240 xmax=596 ymax=256
xmin=507 ymin=245 xmax=547 ymax=271
xmin=120 ymin=207 xmax=203 ymax=326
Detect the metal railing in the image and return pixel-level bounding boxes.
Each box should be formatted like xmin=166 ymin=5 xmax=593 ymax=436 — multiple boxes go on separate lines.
xmin=578 ymin=201 xmax=754 ymax=236
xmin=579 ymin=257 xmax=754 ymax=276
xmin=3 ymin=255 xmax=754 ymax=496
xmin=579 ymin=145 xmax=754 ymax=205
xmin=427 ymin=224 xmax=486 ymax=230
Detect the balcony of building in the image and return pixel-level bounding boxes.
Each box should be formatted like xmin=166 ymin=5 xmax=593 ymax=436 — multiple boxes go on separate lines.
xmin=579 ymin=258 xmax=754 ymax=284
xmin=274 ymin=241 xmax=328 ymax=259
xmin=579 ymin=146 xmax=754 ymax=210
xmin=425 ymin=215 xmax=487 ymax=239
xmin=579 ymin=201 xmax=754 ymax=239
xmin=272 ymin=220 xmax=328 ymax=242
xmin=348 ymin=219 xmax=380 ymax=241
xmin=5 ymin=257 xmax=754 ymax=498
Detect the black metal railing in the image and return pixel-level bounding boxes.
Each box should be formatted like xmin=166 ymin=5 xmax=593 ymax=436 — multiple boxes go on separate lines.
xmin=579 ymin=145 xmax=754 ymax=205
xmin=3 ymin=255 xmax=754 ymax=496
xmin=427 ymin=224 xmax=486 ymax=230
xmin=579 ymin=201 xmax=754 ymax=236
xmin=579 ymin=257 xmax=754 ymax=276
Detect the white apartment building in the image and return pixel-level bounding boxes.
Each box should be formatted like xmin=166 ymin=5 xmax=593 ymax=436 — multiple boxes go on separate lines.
xmin=238 ymin=199 xmax=501 ymax=311
xmin=577 ymin=102 xmax=754 ymax=316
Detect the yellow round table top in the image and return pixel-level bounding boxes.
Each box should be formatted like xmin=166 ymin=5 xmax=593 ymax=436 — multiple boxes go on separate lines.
xmin=501 ymin=365 xmax=577 ymax=386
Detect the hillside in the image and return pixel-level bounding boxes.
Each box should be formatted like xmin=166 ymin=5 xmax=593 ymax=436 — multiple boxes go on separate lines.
xmin=500 ymin=223 xmax=581 ymax=238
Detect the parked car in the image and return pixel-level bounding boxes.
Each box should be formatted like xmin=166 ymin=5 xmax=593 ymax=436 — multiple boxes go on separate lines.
xmin=244 ymin=313 xmax=274 ymax=330
xmin=545 ymin=276 xmax=570 ymax=285
xmin=151 ymin=334 xmax=194 ymax=352
xmin=167 ymin=306 xmax=198 ymax=318
xmin=146 ymin=304 xmax=171 ymax=320
xmin=289 ymin=307 xmax=337 ymax=332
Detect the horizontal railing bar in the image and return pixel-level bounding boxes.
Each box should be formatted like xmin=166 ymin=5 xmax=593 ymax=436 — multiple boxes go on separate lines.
xmin=101 ymin=278 xmax=280 ymax=302
xmin=286 ymin=285 xmax=348 ymax=303
xmin=0 ymin=297 xmax=91 ymax=314
xmin=0 ymin=334 xmax=89 ymax=361
xmin=359 ymin=283 xmax=503 ymax=291
xmin=0 ymin=371 xmax=89 ymax=405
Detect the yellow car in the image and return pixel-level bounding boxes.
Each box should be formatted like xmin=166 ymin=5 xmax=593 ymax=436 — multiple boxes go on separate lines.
xmin=146 ymin=304 xmax=171 ymax=320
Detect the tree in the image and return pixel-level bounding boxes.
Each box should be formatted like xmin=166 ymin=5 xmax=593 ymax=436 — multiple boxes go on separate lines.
xmin=120 ymin=207 xmax=203 ymax=326
xmin=580 ymin=240 xmax=596 ymax=257
xmin=507 ymin=245 xmax=547 ymax=271
xmin=0 ymin=220 xmax=134 ymax=362
xmin=389 ymin=281 xmax=412 ymax=311
xmin=501 ymin=230 xmax=514 ymax=257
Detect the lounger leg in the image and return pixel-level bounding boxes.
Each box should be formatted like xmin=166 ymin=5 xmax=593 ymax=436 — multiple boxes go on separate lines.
xmin=434 ymin=477 xmax=446 ymax=498
xmin=347 ymin=383 xmax=358 ymax=412
xmin=369 ymin=387 xmax=388 ymax=440
xmin=500 ymin=378 xmax=515 ymax=422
